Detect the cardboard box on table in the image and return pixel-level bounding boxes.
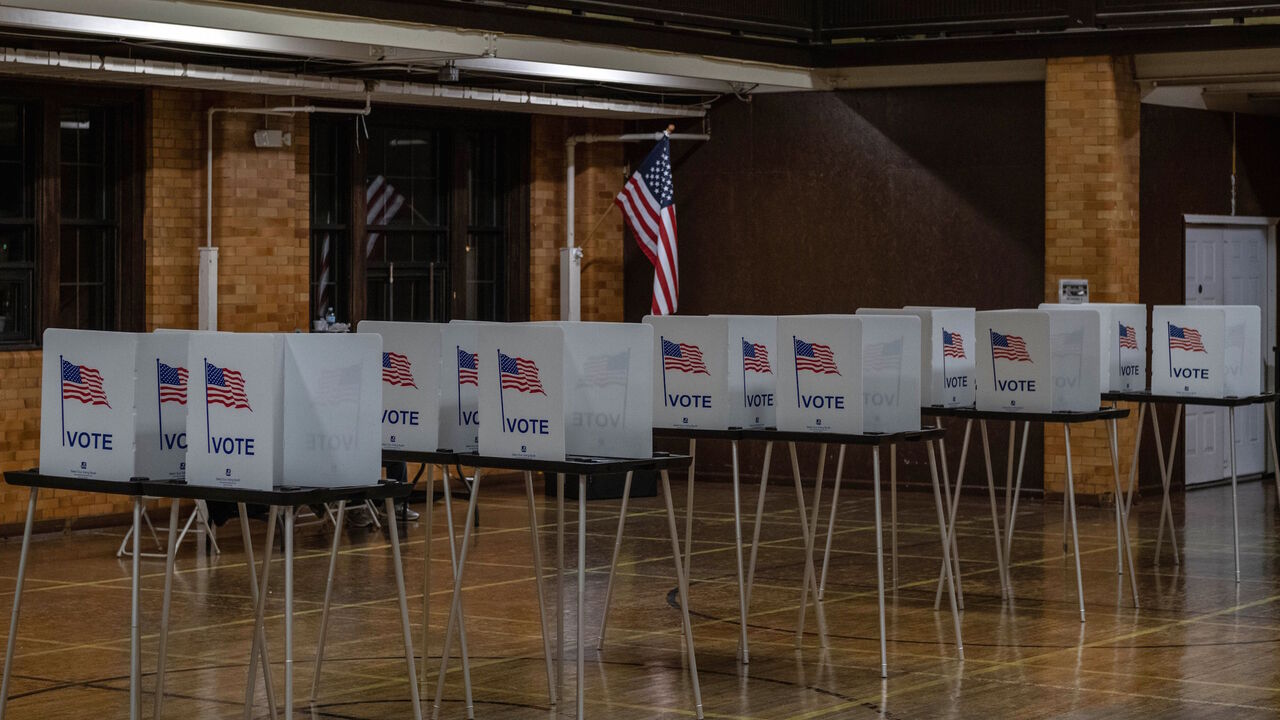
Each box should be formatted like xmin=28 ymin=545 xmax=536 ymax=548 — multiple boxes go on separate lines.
xmin=477 ymin=323 xmax=653 ymax=461
xmin=135 ymin=331 xmax=194 ymax=481
xmin=863 ymin=307 xmax=976 ymax=408
xmin=358 ymin=320 xmax=443 ymax=452
xmin=282 ymin=334 xmax=383 ymax=487
xmin=39 ymin=329 xmax=140 ymax=481
xmin=975 ymin=311 xmax=1053 ymax=412
xmin=643 ymin=315 xmax=730 ymax=430
xmin=185 ymin=333 xmax=284 ymax=491
xmin=1151 ymin=305 xmax=1261 ymax=397
xmin=775 ymin=315 xmax=863 ymax=434
xmin=1041 ymin=302 xmax=1148 ymax=392
xmin=440 ymin=321 xmax=486 ymax=452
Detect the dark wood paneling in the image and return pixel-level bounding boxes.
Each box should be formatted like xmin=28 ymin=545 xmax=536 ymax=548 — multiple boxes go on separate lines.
xmin=632 ymin=84 xmax=1046 ymax=488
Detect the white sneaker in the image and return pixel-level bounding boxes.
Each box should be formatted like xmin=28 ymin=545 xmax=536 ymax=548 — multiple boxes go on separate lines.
xmin=376 ymin=503 xmax=420 ymax=521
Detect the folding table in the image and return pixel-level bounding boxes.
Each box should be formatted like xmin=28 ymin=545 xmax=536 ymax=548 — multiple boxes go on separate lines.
xmin=433 ymin=452 xmax=699 ymax=720
xmin=139 ymin=478 xmax=420 ymax=720
xmin=922 ymin=406 xmax=1135 ymax=622
xmin=1104 ymin=391 xmax=1280 ymax=582
xmin=738 ymin=427 xmax=958 ymax=679
xmin=0 ymin=472 xmax=148 ymax=720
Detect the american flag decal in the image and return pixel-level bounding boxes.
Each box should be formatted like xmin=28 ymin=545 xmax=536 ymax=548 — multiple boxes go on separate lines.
xmin=942 ymin=329 xmax=965 ymax=359
xmin=1168 ymin=323 xmax=1206 ymax=353
xmin=382 ymin=351 xmax=417 ymax=388
xmin=742 ymin=339 xmax=771 ymax=374
xmin=864 ymin=338 xmax=904 ymax=372
xmin=580 ymin=351 xmax=629 ymax=387
xmin=794 ymin=338 xmax=840 ymax=375
xmin=990 ymin=331 xmax=1032 ymax=363
xmin=1119 ymin=322 xmax=1138 ymax=350
xmin=662 ymin=338 xmax=709 ymax=375
xmin=205 ymin=361 xmax=251 ymax=410
xmin=158 ymin=362 xmax=188 ymax=405
xmin=499 ymin=352 xmax=546 ymax=395
xmin=61 ymin=359 xmax=109 ymax=407
xmin=457 ymin=348 xmax=479 ymax=386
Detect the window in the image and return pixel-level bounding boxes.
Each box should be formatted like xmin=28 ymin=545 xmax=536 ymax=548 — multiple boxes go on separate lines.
xmin=310 ymin=110 xmax=528 ymax=326
xmin=0 ymin=86 xmax=141 ymax=349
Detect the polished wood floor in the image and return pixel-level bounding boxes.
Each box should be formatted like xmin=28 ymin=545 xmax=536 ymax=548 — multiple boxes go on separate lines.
xmin=0 ymin=470 xmax=1278 ymax=719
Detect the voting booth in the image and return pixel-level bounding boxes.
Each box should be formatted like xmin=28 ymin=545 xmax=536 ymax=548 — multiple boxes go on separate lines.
xmin=477 ymin=322 xmax=653 ymax=461
xmin=441 ymin=321 xmax=485 ymax=452
xmin=775 ymin=315 xmax=863 ymax=434
xmin=136 ymin=331 xmax=194 ymax=481
xmin=358 ymin=320 xmax=444 ymax=452
xmin=717 ymin=315 xmax=779 ymax=429
xmin=643 ymin=315 xmax=730 ymax=430
xmin=1041 ymin=302 xmax=1147 ymax=392
xmin=185 ymin=333 xmax=284 ymax=491
xmin=976 ymin=309 xmax=1102 ymax=412
xmin=1151 ymin=305 xmax=1262 ymax=397
xmin=863 ymin=307 xmax=975 ymax=408
xmin=40 ymin=329 xmax=140 ymax=482
xmin=281 ymin=334 xmax=383 ymax=487
xmin=856 ymin=314 xmax=923 ymax=432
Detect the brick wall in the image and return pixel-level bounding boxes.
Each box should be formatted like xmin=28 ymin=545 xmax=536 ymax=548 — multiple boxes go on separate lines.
xmin=529 ymin=115 xmax=626 ymax=322
xmin=0 ymin=88 xmax=311 ymax=529
xmin=1044 ymin=56 xmax=1141 ymax=500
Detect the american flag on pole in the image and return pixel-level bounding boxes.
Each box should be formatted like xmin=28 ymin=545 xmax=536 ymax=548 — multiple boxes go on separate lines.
xmin=205 ymin=361 xmax=251 ymax=410
xmin=661 ymin=338 xmax=709 ymax=375
xmin=742 ymin=340 xmax=771 ymax=374
xmin=457 ymin=348 xmax=479 ymax=386
xmin=62 ymin=359 xmax=109 ymax=407
xmin=794 ymin=338 xmax=840 ymax=375
xmin=942 ymin=329 xmax=965 ymax=359
xmin=616 ymin=136 xmax=678 ymax=315
xmin=1118 ymin=322 xmax=1139 ymax=350
xmin=365 ymin=175 xmax=408 ymax=259
xmin=990 ymin=331 xmax=1032 ymax=363
xmin=382 ymin=351 xmax=416 ymax=388
xmin=158 ymin=362 xmax=188 ymax=405
xmin=1168 ymin=323 xmax=1206 ymax=352
xmin=499 ymin=352 xmax=546 ymax=395
xmin=580 ymin=351 xmax=630 ymax=388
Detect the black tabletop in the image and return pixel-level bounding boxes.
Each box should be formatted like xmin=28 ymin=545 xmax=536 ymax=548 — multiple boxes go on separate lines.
xmin=454 ymin=451 xmax=692 ymax=475
xmin=1103 ymin=390 xmax=1277 ymax=407
xmin=921 ymin=406 xmax=1130 ymax=423
xmin=383 ymin=449 xmax=458 ymax=465
xmin=739 ymin=427 xmax=945 ymax=445
xmin=654 ymin=427 xmax=750 ymax=441
xmin=4 ymin=470 xmax=148 ymax=496
xmin=136 ymin=479 xmax=413 ymax=506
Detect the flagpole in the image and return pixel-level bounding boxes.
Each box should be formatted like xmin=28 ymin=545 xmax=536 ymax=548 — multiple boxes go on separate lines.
xmin=1167 ymin=322 xmax=1173 ymax=377
xmin=456 ymin=346 xmax=463 ymax=428
xmin=498 ymin=350 xmax=507 ymax=431
xmin=741 ymin=337 xmax=748 ymax=409
xmin=989 ymin=332 xmax=998 ymax=393
xmin=793 ymin=336 xmax=801 ymax=409
xmin=204 ymin=358 xmax=212 ymax=454
xmin=941 ymin=329 xmax=947 ymax=392
xmin=156 ymin=358 xmax=164 ymax=450
xmin=659 ymin=336 xmax=669 ymax=405
xmin=59 ymin=354 xmax=66 ymax=447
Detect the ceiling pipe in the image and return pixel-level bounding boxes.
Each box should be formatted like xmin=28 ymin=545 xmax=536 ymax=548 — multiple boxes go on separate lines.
xmin=561 ymin=128 xmax=710 ymax=321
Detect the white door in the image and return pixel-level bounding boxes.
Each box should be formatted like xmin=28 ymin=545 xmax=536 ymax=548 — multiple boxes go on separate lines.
xmin=1184 ymin=219 xmax=1269 ymax=484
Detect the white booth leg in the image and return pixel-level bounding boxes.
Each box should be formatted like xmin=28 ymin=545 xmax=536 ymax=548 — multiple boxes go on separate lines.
xmin=1152 ymin=405 xmax=1183 ymax=564
xmin=978 ymin=420 xmax=1010 ymax=598
xmin=743 ymin=442 xmax=773 ymax=617
xmin=524 ymin=473 xmax=558 ymax=707
xmin=890 ymin=443 xmax=898 ymax=589
xmin=283 ymin=508 xmax=295 ymax=719
xmin=0 ymin=488 xmax=37 ymax=720
xmin=421 ymin=464 xmax=434 ymax=688
xmin=934 ymin=420 xmax=972 ymax=611
xmin=1229 ymin=407 xmax=1241 ymax=584
xmin=818 ymin=446 xmax=846 ymax=602
xmin=555 ymin=473 xmax=565 ymax=705
xmin=683 ymin=439 xmax=696 ymax=579
xmin=1063 ymin=426 xmax=1086 ymax=623
xmin=153 ymin=499 xmax=182 ymax=719
xmin=1266 ymin=403 xmax=1280 ymax=510
xmin=576 ymin=476 xmax=587 ymax=720
xmin=310 ymin=501 xmax=347 ymax=702
xmin=1122 ymin=403 xmax=1147 ymax=521
xmin=433 ymin=470 xmax=479 ymax=720
xmin=596 ymin=471 xmax=634 ymax=652
xmin=243 ymin=506 xmax=279 ymax=720
xmin=789 ymin=442 xmax=828 ymax=647
xmin=1003 ymin=422 xmax=1031 ymax=576
xmin=926 ymin=440 xmax=964 ymax=661
xmin=1108 ymin=419 xmax=1140 ymax=608
xmin=661 ymin=470 xmax=705 ymax=720
xmin=384 ymin=497 xmax=425 ymax=720
xmin=871 ymin=447 xmax=889 ymax=678
xmin=729 ymin=442 xmax=752 ymax=664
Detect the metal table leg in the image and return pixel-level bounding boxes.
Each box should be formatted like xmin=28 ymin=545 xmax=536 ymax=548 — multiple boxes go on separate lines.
xmin=789 ymin=442 xmax=828 ymax=647
xmin=1108 ymin=418 xmax=1140 ymax=607
xmin=1229 ymin=407 xmax=1241 ymax=584
xmin=818 ymin=446 xmax=846 ymax=601
xmin=0 ymin=488 xmax=38 ymax=720
xmin=129 ymin=498 xmax=141 ymax=720
xmin=524 ymin=472 xmax=557 ymax=706
xmin=244 ymin=506 xmax=279 ymax=720
xmin=978 ymin=421 xmax=1010 ymax=598
xmin=576 ymin=475 xmax=586 ymax=720
xmin=743 ymin=442 xmax=773 ymax=619
xmin=660 ymin=469 xmax=705 ymax=720
xmin=555 ymin=473 xmax=565 ymax=705
xmin=926 ymin=440 xmax=964 ymax=661
xmin=683 ymin=439 xmax=696 ymax=580
xmin=1002 ymin=421 xmax=1031 ymax=589
xmin=1265 ymin=403 xmax=1280 ymax=511
xmin=596 ymin=472 xmax=633 ymax=651
xmin=890 ymin=443 xmax=898 ymax=589
xmin=934 ymin=420 xmax=971 ymax=611
xmin=421 ymin=464 xmax=434 ymax=688
xmin=154 ymin=499 xmax=182 ymax=718
xmin=310 ymin=501 xmax=347 ymax=702
xmin=384 ymin=497 xmax=424 ymax=720
xmin=871 ymin=446 xmax=889 ymax=678
xmin=729 ymin=441 xmax=751 ymax=664
xmin=1063 ymin=426 xmax=1087 ymax=623
xmin=433 ymin=469 xmax=479 ymax=720
xmin=283 ymin=507 xmax=295 ymax=719
xmin=1152 ymin=405 xmax=1183 ymax=564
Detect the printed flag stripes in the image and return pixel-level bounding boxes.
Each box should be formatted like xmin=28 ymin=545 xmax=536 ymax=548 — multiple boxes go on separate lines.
xmin=942 ymin=329 xmax=965 ymax=358
xmin=1119 ymin=322 xmax=1139 ymax=350
xmin=581 ymin=351 xmax=630 ymax=387
xmin=990 ymin=331 xmax=1032 ymax=362
xmin=794 ymin=338 xmax=840 ymax=375
xmin=499 ymin=352 xmax=546 ymax=395
xmin=742 ymin=340 xmax=771 ymax=374
xmin=205 ymin=361 xmax=252 ymax=410
xmin=1168 ymin=323 xmax=1207 ymax=352
xmin=61 ymin=359 xmax=109 ymax=407
xmin=382 ymin=351 xmax=417 ymax=388
xmin=865 ymin=338 xmax=903 ymax=371
xmin=158 ymin=362 xmax=189 ymax=405
xmin=616 ymin=136 xmax=679 ymax=315
xmin=457 ymin=348 xmax=479 ymax=386
xmin=661 ymin=338 xmax=709 ymax=374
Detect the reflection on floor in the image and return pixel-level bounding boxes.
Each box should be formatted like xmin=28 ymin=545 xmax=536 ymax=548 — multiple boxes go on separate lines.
xmin=0 ymin=471 xmax=1277 ymax=719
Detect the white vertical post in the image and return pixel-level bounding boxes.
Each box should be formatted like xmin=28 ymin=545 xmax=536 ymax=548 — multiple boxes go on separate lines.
xmin=560 ymin=248 xmax=582 ymax=322
xmin=198 ymin=247 xmax=218 ymax=330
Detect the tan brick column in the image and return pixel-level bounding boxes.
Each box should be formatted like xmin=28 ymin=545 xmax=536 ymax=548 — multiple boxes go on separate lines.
xmin=1043 ymin=56 xmax=1141 ymax=501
